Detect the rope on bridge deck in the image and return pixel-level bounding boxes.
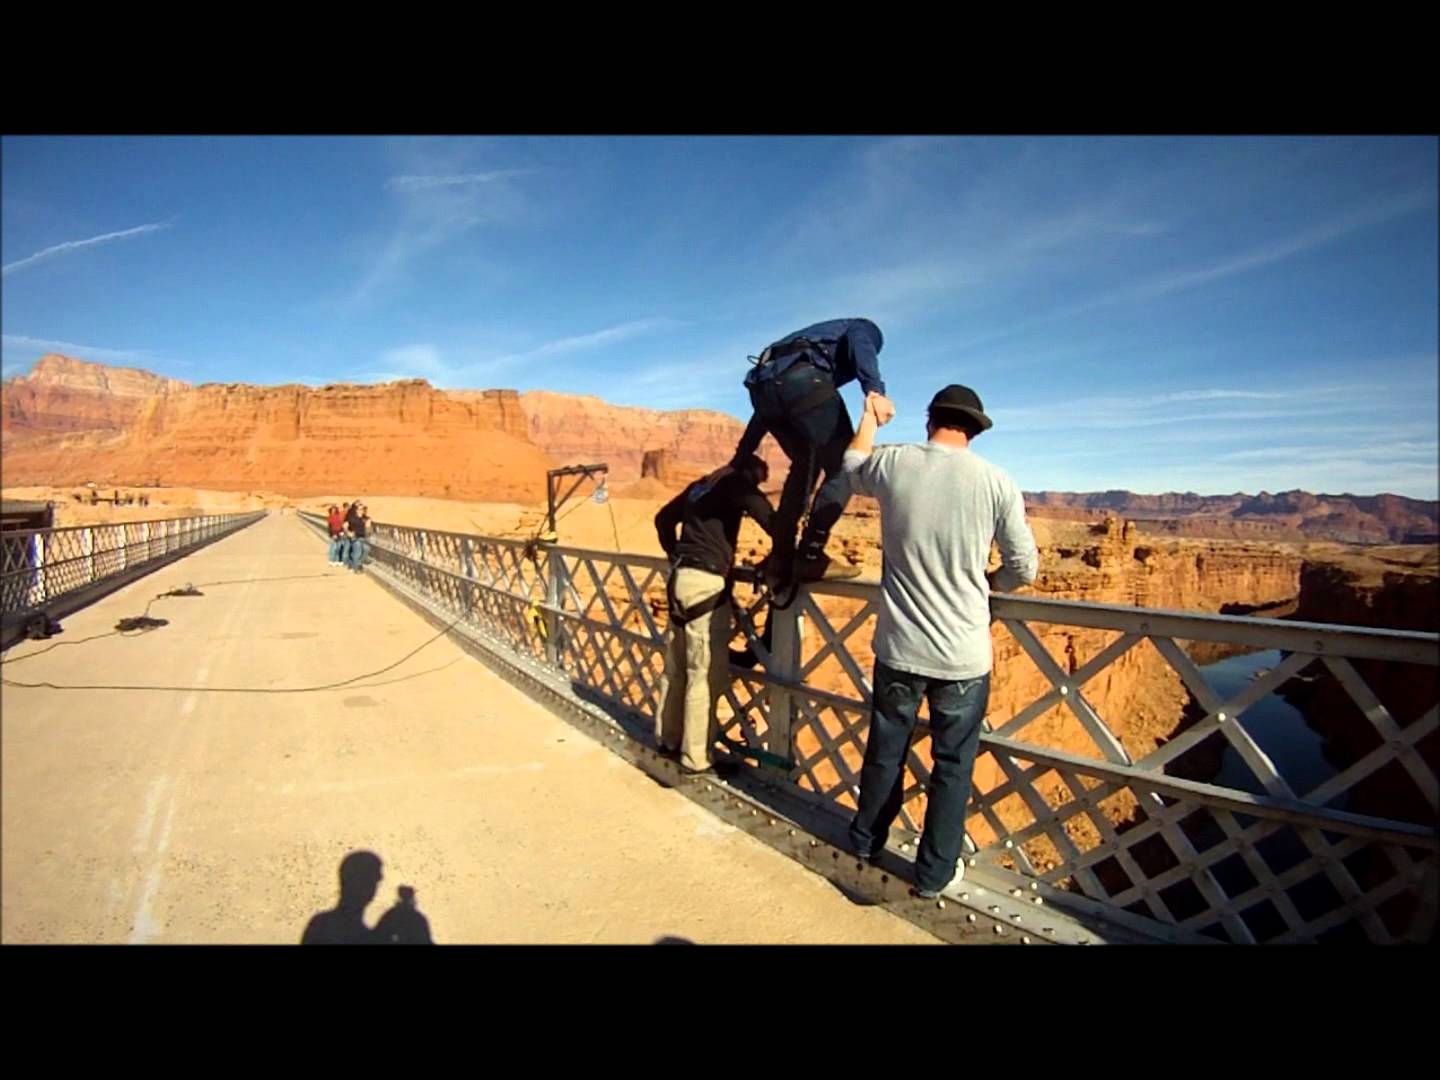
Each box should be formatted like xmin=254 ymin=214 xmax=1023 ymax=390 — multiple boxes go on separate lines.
xmin=2 ymin=603 xmax=469 ymax=694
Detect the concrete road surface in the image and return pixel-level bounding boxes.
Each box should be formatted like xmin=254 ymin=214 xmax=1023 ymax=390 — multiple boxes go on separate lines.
xmin=2 ymin=514 xmax=936 ymax=945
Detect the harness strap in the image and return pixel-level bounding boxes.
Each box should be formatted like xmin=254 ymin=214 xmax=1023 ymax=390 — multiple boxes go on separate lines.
xmin=667 ymin=570 xmax=733 ymax=627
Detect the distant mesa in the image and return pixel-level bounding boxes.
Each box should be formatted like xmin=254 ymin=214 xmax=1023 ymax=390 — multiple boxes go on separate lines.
xmin=2 ymin=354 xmax=1434 ymax=545
xmin=1021 ymin=489 xmax=1436 ymax=545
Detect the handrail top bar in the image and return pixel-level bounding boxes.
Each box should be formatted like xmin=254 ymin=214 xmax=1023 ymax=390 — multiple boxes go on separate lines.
xmin=546 ymin=543 xmax=673 ymax=571
xmin=341 ymin=514 xmax=1438 ymax=658
xmin=991 ymin=592 xmax=1439 ymax=645
xmin=1 ymin=510 xmax=260 ymax=543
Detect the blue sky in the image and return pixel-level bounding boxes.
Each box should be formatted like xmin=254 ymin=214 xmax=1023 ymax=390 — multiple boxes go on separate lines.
xmin=3 ymin=135 xmax=1436 ymax=499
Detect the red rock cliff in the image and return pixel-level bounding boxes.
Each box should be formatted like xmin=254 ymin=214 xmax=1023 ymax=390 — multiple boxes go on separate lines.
xmin=2 ymin=354 xmax=189 ymax=441
xmin=2 ymin=378 xmax=553 ymax=502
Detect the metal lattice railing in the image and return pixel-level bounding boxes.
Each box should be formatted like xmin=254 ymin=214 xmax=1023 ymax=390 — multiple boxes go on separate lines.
xmin=298 ymin=511 xmax=1439 ymax=944
xmin=1 ymin=512 xmax=268 ymax=617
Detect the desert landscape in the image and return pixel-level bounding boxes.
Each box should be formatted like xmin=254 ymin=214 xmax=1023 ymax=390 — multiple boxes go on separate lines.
xmin=5 ymin=354 xmax=1437 ymax=876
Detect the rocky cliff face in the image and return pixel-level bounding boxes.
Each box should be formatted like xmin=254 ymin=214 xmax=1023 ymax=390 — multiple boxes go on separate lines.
xmin=519 ymin=390 xmax=786 ymax=482
xmin=2 ymin=354 xmax=189 ymax=441
xmin=1026 ymin=489 xmax=1438 ymax=544
xmin=2 ymin=378 xmax=553 ymax=502
xmin=1285 ymin=550 xmax=1438 ymax=830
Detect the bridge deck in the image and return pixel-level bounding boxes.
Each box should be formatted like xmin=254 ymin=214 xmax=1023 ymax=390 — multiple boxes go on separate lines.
xmin=1 ymin=515 xmax=937 ymax=944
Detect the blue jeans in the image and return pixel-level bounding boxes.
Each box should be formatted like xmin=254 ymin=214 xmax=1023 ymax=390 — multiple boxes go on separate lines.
xmin=745 ymin=362 xmax=854 ymax=561
xmin=328 ymin=536 xmax=346 ymax=563
xmin=347 ymin=537 xmax=368 ymax=570
xmin=849 ymin=661 xmax=991 ymax=894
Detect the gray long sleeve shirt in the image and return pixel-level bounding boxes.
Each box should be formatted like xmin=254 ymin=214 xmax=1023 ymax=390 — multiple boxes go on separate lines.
xmin=844 ymin=441 xmax=1038 ymax=680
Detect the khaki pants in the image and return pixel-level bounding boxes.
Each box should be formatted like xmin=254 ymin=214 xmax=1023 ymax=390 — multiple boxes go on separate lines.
xmin=657 ymin=567 xmax=731 ymax=772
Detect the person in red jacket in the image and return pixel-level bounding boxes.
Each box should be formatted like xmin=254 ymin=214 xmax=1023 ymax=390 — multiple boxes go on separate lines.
xmin=327 ymin=504 xmax=346 ymax=565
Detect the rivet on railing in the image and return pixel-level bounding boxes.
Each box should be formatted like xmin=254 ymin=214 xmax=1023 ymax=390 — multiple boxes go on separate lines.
xmin=959 ymin=892 xmax=969 ymax=901
xmin=1032 ymin=897 xmax=1043 ymax=906
xmin=1216 ymin=712 xmax=1228 ymax=723
xmin=989 ymin=905 xmax=1001 ymax=914
xmin=993 ymin=925 xmax=1004 ymax=935
xmin=967 ymin=914 xmax=977 ymax=923
xmin=1022 ymin=936 xmax=1032 ymax=945
xmin=1004 ymin=839 xmax=1014 ymax=850
xmin=1058 ymin=685 xmax=1070 ymax=697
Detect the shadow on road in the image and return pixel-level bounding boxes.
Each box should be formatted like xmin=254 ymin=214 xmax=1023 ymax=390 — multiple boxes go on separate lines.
xmin=301 ymin=850 xmax=435 ymax=944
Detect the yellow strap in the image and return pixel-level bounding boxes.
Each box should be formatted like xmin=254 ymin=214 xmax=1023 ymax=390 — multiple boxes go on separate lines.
xmin=527 ymin=601 xmax=549 ymax=641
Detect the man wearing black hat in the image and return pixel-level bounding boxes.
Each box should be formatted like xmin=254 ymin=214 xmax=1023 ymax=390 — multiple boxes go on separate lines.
xmin=842 ymin=384 xmax=1038 ymax=899
xmin=733 ymin=318 xmax=895 ymax=590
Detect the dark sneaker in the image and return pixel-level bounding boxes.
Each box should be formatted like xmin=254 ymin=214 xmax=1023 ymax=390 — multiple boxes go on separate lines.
xmin=910 ymin=861 xmax=964 ymax=900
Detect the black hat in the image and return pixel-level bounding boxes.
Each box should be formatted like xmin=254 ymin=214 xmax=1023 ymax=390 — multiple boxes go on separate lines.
xmin=927 ymin=384 xmax=993 ymax=432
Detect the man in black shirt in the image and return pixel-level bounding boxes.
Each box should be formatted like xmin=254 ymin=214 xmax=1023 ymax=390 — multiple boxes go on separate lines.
xmin=653 ymin=455 xmax=775 ymax=774
xmin=345 ymin=499 xmax=371 ymax=572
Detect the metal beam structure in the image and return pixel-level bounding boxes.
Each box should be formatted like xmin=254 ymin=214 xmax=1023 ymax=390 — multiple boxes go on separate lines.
xmin=545 ymin=464 xmax=609 ymax=538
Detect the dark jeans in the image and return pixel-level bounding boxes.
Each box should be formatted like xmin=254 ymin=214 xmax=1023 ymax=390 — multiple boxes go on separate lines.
xmin=746 ymin=362 xmax=854 ymax=563
xmin=849 ymin=661 xmax=991 ymax=893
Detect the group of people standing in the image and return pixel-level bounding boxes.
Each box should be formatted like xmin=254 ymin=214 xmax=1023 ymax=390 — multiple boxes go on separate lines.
xmin=656 ymin=316 xmax=1039 ymax=900
xmin=326 ymin=500 xmax=371 ymax=571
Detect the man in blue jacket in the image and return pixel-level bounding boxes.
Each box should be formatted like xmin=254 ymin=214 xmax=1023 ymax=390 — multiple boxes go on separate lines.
xmin=734 ymin=318 xmax=895 ymax=588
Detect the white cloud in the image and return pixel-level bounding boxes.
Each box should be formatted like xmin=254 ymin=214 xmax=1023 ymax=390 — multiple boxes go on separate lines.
xmin=951 ymin=187 xmax=1438 ymax=355
xmin=348 ymin=157 xmax=533 ymax=307
xmin=1216 ymin=441 xmax=1438 ymax=464
xmin=507 ymin=318 xmax=683 ymax=362
xmin=359 ymin=319 xmax=683 ymax=389
xmin=1 ymin=334 xmax=150 ymax=365
xmin=385 ymin=170 xmax=534 ymax=192
xmin=2 ymin=222 xmax=171 ymax=276
xmin=988 ymin=383 xmax=1376 ymax=433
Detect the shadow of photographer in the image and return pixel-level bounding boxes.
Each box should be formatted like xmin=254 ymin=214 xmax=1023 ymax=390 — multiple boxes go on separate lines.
xmin=301 ymin=850 xmax=434 ymax=945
